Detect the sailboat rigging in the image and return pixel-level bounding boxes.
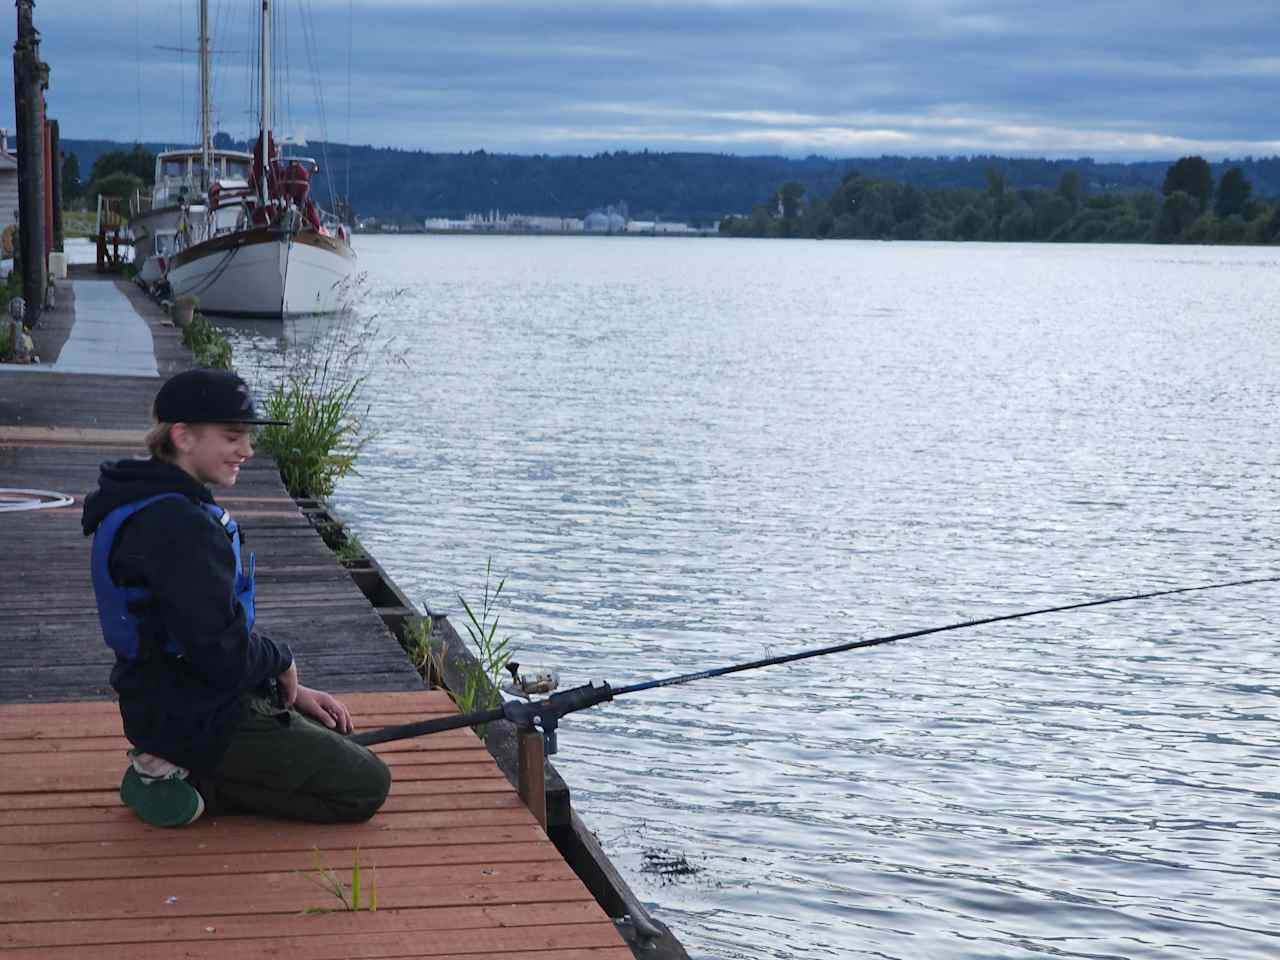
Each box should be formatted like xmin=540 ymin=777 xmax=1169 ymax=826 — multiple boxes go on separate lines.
xmin=164 ymin=0 xmax=356 ymax=318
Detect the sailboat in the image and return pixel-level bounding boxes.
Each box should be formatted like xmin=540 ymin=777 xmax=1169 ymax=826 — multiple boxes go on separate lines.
xmin=166 ymin=0 xmax=356 ymax=318
xmin=130 ymin=1 xmax=252 ymax=278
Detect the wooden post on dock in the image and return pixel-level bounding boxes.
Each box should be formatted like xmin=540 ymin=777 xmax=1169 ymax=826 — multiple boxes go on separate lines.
xmin=41 ymin=116 xmax=52 ymax=258
xmin=12 ymin=0 xmax=47 ymax=323
xmin=517 ymin=727 xmax=548 ymax=831
xmin=48 ymin=118 xmax=61 ymax=253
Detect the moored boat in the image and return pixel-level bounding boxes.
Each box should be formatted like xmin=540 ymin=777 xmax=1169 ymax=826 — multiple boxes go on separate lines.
xmin=165 ymin=0 xmax=355 ymax=319
xmin=167 ymin=217 xmax=354 ymax=318
xmin=130 ymin=149 xmax=253 ymax=270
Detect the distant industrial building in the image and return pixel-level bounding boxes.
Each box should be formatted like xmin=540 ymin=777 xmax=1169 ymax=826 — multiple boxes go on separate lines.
xmin=425 ymin=210 xmax=585 ymax=233
xmin=624 ymin=220 xmax=713 ymax=235
xmin=583 ymin=210 xmax=627 ymax=233
xmin=421 ymin=205 xmax=716 ymax=236
xmin=514 ymin=214 xmax=585 ymax=232
xmin=423 ymin=217 xmax=472 ymax=231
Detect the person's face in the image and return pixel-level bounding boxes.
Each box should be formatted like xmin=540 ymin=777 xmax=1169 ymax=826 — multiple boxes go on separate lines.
xmin=173 ymin=423 xmax=254 ymax=486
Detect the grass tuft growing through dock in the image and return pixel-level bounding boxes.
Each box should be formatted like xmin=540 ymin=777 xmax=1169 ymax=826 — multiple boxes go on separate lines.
xmin=452 ymin=560 xmax=514 ymax=737
xmin=403 ymin=615 xmax=435 ymax=676
xmin=405 ymin=562 xmax=514 ymax=739
xmin=257 ymin=360 xmax=367 ymax=499
xmin=334 ymin=531 xmax=364 ymax=564
xmin=255 ymin=303 xmax=387 ymax=500
xmin=458 ymin=560 xmax=515 ymax=694
xmin=300 ymin=847 xmax=377 ymax=914
xmin=182 ymin=311 xmax=233 ymax=369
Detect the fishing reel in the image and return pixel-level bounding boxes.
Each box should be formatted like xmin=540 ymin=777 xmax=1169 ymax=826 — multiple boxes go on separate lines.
xmin=502 ymin=661 xmax=560 ymax=698
xmin=501 ymin=679 xmax=614 ymax=756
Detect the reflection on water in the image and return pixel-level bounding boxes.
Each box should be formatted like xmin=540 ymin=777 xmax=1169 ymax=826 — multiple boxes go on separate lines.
xmin=219 ymin=312 xmax=350 ymax=373
xmin=228 ymin=237 xmax=1280 ymax=960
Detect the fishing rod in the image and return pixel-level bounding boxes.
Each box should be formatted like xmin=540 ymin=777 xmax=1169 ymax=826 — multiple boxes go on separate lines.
xmin=351 ymin=574 xmax=1279 ymax=749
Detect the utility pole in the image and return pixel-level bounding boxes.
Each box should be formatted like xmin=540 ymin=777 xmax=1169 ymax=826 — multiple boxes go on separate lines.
xmin=13 ymin=0 xmax=48 ymax=323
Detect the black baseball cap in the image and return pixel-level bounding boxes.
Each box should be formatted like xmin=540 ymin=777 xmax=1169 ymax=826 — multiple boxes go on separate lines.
xmin=153 ymin=368 xmax=289 ymax=426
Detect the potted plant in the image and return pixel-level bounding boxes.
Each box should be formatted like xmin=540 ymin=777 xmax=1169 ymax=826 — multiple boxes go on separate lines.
xmin=172 ymin=294 xmax=198 ymax=329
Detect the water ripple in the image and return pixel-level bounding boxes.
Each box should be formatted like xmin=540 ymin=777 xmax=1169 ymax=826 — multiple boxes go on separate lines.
xmin=231 ymin=237 xmax=1280 ymax=959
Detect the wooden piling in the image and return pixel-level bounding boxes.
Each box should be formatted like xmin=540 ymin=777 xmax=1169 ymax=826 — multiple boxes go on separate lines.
xmin=12 ymin=0 xmax=47 ymax=321
xmin=517 ymin=727 xmax=548 ymax=831
xmin=41 ymin=116 xmax=53 ymax=257
xmin=49 ymin=117 xmax=62 ymax=252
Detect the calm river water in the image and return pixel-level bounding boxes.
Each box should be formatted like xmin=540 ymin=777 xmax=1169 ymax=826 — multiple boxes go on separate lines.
xmin=227 ymin=236 xmax=1279 ymax=959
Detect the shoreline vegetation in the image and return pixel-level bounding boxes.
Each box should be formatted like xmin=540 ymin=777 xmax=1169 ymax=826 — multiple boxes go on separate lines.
xmin=719 ymin=156 xmax=1280 ymax=245
xmin=63 ymin=136 xmax=1280 ymax=231
xmin=66 ymin=143 xmax=1279 ymax=246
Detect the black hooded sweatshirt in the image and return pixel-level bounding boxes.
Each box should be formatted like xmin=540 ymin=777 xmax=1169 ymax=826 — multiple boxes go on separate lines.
xmin=82 ymin=457 xmax=293 ymax=772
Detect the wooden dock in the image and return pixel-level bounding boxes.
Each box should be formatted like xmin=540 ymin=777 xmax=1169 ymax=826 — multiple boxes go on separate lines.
xmin=0 ymin=274 xmax=637 ymax=958
xmin=0 ymin=694 xmax=629 ymax=959
xmin=0 ymin=418 xmax=421 ymax=700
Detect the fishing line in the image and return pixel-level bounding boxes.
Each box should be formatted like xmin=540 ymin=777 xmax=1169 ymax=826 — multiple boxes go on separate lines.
xmin=351 ymin=575 xmax=1278 ymax=747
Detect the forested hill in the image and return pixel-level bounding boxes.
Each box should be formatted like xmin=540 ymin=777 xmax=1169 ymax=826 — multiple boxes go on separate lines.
xmin=61 ymin=136 xmax=1280 ymax=225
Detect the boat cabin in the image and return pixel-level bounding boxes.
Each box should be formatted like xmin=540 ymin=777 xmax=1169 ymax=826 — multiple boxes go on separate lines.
xmin=150 ymin=149 xmax=253 ymax=208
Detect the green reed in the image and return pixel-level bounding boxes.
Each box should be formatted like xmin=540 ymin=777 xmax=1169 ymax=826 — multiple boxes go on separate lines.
xmin=181 ymin=310 xmax=232 ymax=369
xmin=300 ymin=847 xmax=377 ymax=913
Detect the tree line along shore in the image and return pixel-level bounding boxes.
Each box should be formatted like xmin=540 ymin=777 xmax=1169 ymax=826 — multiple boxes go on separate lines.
xmin=62 ymin=145 xmax=1279 ymax=246
xmin=719 ymin=157 xmax=1278 ymax=245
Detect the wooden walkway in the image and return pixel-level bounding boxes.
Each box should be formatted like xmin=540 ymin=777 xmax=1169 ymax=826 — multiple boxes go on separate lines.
xmin=0 ymin=422 xmax=421 ymax=700
xmin=0 ymin=275 xmax=633 ymax=957
xmin=0 ymin=693 xmax=629 ymax=958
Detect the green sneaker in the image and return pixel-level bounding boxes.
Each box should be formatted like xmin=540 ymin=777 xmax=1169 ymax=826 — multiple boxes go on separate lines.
xmin=120 ymin=762 xmax=205 ymax=828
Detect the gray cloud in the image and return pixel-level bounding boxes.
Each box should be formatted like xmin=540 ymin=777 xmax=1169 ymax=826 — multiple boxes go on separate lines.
xmin=14 ymin=1 xmax=1280 ymax=159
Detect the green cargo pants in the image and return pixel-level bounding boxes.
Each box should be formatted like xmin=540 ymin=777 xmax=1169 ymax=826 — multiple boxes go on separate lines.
xmin=194 ymin=695 xmax=391 ymax=823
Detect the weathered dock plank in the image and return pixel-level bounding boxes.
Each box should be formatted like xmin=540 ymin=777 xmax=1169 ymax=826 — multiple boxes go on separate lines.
xmin=0 ymin=694 xmax=630 ymax=958
xmin=0 ymin=429 xmax=423 ymax=700
xmin=0 ymin=901 xmax=612 ymax=951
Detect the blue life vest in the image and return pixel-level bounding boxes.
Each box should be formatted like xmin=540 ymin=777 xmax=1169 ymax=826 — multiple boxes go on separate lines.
xmin=91 ymin=493 xmax=256 ymax=660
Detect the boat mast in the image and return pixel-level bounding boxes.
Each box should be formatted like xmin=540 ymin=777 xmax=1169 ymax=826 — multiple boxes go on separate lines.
xmin=199 ymin=0 xmax=211 ymax=191
xmin=258 ymin=0 xmax=271 ymax=206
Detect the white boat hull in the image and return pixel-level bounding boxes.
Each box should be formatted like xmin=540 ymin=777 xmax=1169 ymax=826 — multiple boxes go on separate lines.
xmin=167 ymin=227 xmax=356 ymax=318
xmin=131 ymin=204 xmax=242 ymax=267
xmin=130 ymin=206 xmax=181 ymax=267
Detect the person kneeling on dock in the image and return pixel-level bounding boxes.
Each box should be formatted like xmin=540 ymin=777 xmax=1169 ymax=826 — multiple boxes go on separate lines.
xmin=81 ymin=368 xmax=391 ymax=828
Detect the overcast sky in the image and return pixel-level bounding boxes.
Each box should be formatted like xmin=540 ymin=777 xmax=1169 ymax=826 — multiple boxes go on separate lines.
xmin=9 ymin=1 xmax=1280 ymax=159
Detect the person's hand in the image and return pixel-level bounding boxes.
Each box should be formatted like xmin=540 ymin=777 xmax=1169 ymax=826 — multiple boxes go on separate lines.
xmin=294 ymin=684 xmax=353 ymax=734
xmin=277 ymin=661 xmax=299 ymax=708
